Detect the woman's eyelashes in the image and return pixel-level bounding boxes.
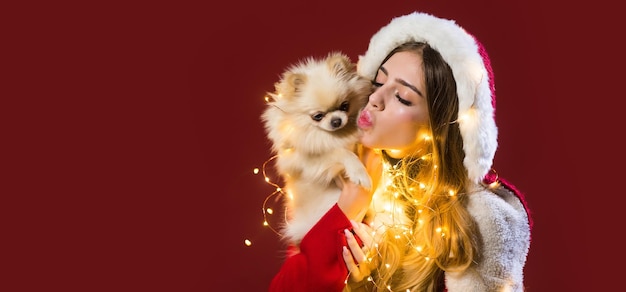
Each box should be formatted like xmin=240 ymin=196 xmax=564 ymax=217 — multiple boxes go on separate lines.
xmin=395 ymin=91 xmax=412 ymax=106
xmin=371 ymin=80 xmax=412 ymax=106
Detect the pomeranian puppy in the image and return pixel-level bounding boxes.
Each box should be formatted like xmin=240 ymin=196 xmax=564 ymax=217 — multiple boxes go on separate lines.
xmin=261 ymin=52 xmax=372 ymax=245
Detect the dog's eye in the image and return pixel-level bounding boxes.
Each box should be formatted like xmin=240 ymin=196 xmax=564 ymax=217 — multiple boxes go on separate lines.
xmin=311 ymin=112 xmax=325 ymax=121
xmin=339 ymin=101 xmax=349 ymax=112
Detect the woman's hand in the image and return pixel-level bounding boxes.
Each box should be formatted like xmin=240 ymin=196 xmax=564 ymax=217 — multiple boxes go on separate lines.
xmin=343 ymin=220 xmax=376 ymax=285
xmin=337 ymin=178 xmax=372 ymax=221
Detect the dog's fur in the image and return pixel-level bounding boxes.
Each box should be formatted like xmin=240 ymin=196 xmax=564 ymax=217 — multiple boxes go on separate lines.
xmin=261 ymin=52 xmax=372 ymax=245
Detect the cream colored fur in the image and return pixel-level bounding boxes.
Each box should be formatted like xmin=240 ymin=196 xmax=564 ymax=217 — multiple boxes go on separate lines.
xmin=261 ymin=52 xmax=372 ymax=245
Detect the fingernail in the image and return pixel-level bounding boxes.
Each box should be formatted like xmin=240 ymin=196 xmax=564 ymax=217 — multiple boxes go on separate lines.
xmin=344 ymin=229 xmax=351 ymax=236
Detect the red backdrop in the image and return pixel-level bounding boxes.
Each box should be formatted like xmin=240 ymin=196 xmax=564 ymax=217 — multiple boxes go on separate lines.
xmin=5 ymin=0 xmax=623 ymax=291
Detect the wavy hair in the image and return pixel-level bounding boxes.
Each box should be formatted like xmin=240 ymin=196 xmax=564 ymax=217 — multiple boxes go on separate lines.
xmin=347 ymin=42 xmax=479 ymax=292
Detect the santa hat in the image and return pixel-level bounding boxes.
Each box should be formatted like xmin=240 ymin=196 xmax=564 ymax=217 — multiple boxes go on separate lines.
xmin=357 ymin=12 xmax=498 ymax=184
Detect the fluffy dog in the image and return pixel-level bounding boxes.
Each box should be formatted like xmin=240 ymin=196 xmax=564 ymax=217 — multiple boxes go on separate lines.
xmin=261 ymin=52 xmax=372 ymax=245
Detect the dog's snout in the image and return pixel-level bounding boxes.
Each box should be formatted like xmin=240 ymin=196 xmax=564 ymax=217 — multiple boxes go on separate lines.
xmin=331 ymin=118 xmax=343 ymax=129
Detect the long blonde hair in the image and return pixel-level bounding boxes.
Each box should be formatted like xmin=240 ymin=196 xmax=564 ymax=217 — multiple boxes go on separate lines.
xmin=354 ymin=42 xmax=479 ymax=292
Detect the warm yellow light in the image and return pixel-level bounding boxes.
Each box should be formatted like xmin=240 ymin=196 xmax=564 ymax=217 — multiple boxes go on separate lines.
xmin=244 ymin=239 xmax=252 ymax=246
xmin=265 ymin=177 xmax=270 ymax=182
xmin=266 ymin=208 xmax=274 ymax=214
xmin=263 ymin=221 xmax=268 ymax=226
xmin=448 ymin=189 xmax=456 ymax=196
xmin=388 ymin=149 xmax=402 ymax=156
xmin=419 ymin=183 xmax=426 ymax=189
xmin=253 ymin=168 xmax=259 ymax=174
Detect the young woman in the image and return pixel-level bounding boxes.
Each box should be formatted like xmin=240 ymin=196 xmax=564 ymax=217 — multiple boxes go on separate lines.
xmin=269 ymin=11 xmax=531 ymax=292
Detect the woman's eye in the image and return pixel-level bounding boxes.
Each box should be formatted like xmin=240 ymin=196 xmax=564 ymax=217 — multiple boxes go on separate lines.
xmin=396 ymin=94 xmax=412 ymax=106
xmin=371 ymin=81 xmax=383 ymax=88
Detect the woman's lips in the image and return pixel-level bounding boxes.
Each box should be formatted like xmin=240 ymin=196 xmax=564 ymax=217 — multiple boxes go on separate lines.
xmin=357 ymin=110 xmax=372 ymax=129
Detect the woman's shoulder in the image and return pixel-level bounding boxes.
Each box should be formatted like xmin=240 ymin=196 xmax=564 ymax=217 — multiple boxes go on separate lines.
xmin=447 ymin=186 xmax=531 ymax=291
xmin=466 ymin=185 xmax=530 ymax=239
xmin=467 ymin=185 xmax=528 ymax=217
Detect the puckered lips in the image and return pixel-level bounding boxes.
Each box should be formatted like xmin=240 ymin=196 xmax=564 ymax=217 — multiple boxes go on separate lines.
xmin=357 ymin=109 xmax=372 ymax=129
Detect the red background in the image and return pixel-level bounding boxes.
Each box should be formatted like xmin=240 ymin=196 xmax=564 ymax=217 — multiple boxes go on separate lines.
xmin=5 ymin=0 xmax=624 ymax=291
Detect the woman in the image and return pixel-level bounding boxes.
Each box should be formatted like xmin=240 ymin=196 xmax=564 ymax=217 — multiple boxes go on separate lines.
xmin=269 ymin=11 xmax=531 ymax=292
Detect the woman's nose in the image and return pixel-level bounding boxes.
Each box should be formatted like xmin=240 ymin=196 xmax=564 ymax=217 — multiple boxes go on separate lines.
xmin=368 ymin=90 xmax=384 ymax=110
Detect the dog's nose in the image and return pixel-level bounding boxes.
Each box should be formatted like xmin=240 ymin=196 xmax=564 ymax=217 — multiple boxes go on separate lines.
xmin=331 ymin=118 xmax=343 ymax=129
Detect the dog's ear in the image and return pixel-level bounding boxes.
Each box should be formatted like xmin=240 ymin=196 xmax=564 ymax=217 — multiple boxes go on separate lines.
xmin=326 ymin=52 xmax=355 ymax=76
xmin=275 ymin=71 xmax=306 ymax=99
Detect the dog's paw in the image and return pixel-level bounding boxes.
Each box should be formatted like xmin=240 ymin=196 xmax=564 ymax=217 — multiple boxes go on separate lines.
xmin=343 ymin=162 xmax=372 ymax=190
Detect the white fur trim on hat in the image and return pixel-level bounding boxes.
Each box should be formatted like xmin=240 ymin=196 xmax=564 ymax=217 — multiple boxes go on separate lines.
xmin=357 ymin=12 xmax=498 ymax=183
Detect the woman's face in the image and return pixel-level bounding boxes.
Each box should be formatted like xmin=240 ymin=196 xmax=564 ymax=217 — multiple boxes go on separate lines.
xmin=357 ymin=51 xmax=431 ymax=159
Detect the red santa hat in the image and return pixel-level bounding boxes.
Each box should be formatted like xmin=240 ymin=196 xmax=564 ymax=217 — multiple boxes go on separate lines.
xmin=357 ymin=12 xmax=498 ymax=184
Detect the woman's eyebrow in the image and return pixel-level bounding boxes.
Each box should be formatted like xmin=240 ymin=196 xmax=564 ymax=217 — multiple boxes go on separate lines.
xmin=396 ymin=78 xmax=424 ymax=97
xmin=379 ymin=66 xmax=388 ymax=76
xmin=380 ymin=66 xmax=424 ymax=97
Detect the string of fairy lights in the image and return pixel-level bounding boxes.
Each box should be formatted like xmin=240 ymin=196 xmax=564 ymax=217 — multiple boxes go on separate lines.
xmin=246 ymin=96 xmax=502 ymax=291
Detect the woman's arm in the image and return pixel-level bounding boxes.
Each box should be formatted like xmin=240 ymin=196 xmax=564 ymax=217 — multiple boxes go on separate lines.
xmin=270 ymin=146 xmax=377 ymax=292
xmin=269 ymin=204 xmax=353 ymax=292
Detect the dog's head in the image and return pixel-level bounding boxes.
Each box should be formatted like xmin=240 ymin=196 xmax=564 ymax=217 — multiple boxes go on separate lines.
xmin=262 ymin=52 xmax=371 ymax=152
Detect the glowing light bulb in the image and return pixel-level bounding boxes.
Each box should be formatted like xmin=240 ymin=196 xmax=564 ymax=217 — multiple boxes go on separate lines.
xmin=244 ymin=239 xmax=252 ymax=246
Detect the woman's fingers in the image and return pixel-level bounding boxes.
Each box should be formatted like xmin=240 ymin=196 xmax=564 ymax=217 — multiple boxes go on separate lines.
xmin=344 ymin=229 xmax=366 ymax=263
xmin=350 ymin=220 xmax=374 ymax=250
xmin=342 ymin=245 xmax=359 ymax=275
xmin=343 ymin=228 xmax=374 ymax=284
